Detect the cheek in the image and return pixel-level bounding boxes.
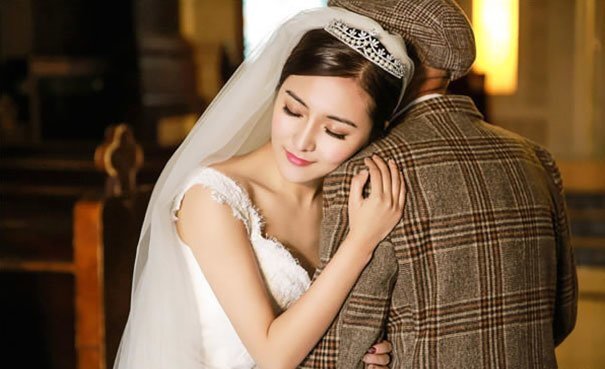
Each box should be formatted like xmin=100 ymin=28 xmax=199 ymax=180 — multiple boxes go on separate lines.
xmin=317 ymin=138 xmax=364 ymax=166
xmin=271 ymin=113 xmax=294 ymax=140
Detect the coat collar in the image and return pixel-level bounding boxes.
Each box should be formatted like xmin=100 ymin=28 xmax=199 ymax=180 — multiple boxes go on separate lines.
xmin=403 ymin=94 xmax=484 ymax=122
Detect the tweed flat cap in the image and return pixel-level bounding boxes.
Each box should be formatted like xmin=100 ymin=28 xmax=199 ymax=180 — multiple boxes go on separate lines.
xmin=328 ymin=0 xmax=476 ymax=80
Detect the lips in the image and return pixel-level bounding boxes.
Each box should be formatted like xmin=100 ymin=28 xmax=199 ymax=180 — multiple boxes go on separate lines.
xmin=285 ymin=149 xmax=313 ymax=167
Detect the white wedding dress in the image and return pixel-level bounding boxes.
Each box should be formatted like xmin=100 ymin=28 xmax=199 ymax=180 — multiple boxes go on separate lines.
xmin=171 ymin=166 xmax=311 ymax=368
xmin=113 ymin=9 xmax=412 ymax=369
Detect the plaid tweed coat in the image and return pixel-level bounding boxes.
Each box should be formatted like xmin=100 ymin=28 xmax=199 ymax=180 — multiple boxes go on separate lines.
xmin=301 ymin=95 xmax=577 ymax=369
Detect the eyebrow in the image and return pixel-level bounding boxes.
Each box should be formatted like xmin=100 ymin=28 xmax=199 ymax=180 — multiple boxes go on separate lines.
xmin=285 ymin=90 xmax=358 ymax=128
xmin=326 ymin=115 xmax=358 ymax=128
xmin=285 ymin=90 xmax=308 ymax=108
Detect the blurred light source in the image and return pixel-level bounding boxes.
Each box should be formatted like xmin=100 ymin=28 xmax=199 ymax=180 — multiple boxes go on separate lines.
xmin=472 ymin=0 xmax=519 ymax=95
xmin=243 ymin=0 xmax=327 ymax=57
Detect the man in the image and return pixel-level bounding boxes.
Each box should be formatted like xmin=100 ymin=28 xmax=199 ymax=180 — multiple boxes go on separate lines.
xmin=302 ymin=1 xmax=577 ymax=368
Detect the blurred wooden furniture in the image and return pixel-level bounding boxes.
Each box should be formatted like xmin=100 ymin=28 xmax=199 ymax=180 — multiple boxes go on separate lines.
xmin=73 ymin=124 xmax=149 ymax=369
xmin=558 ymin=160 xmax=605 ymax=193
xmin=555 ymin=162 xmax=605 ymax=368
xmin=0 ymin=144 xmax=101 ymax=369
xmin=0 ymin=125 xmax=159 ymax=369
xmin=556 ymin=266 xmax=605 ymax=368
xmin=2 ymin=0 xmax=198 ymax=146
xmin=27 ymin=57 xmax=109 ymax=142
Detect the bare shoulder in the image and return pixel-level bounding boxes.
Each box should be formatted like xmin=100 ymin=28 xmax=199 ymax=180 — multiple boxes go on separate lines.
xmin=176 ymin=153 xmax=258 ymax=248
xmin=176 ymin=180 xmax=249 ymax=250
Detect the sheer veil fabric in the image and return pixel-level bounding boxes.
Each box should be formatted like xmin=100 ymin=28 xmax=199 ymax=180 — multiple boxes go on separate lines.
xmin=114 ymin=7 xmax=412 ymax=368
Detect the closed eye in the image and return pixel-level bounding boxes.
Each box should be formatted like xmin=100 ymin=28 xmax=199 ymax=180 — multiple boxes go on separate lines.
xmin=283 ymin=105 xmax=302 ymax=118
xmin=324 ymin=128 xmax=347 ymax=140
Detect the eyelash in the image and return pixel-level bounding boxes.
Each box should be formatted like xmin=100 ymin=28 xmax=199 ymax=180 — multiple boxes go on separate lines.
xmin=283 ymin=105 xmax=302 ymax=117
xmin=324 ymin=129 xmax=346 ymax=140
xmin=282 ymin=105 xmax=347 ymax=140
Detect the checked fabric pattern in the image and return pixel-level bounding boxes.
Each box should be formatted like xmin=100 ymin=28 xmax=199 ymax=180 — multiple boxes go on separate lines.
xmin=327 ymin=0 xmax=476 ymax=80
xmin=300 ymin=95 xmax=577 ymax=369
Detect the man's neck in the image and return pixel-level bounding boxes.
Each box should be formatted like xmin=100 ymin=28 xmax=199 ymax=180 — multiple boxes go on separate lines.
xmin=400 ymin=93 xmax=443 ymax=114
xmin=401 ymin=65 xmax=450 ymax=108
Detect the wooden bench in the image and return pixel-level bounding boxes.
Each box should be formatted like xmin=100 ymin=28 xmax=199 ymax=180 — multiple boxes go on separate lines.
xmin=0 ymin=125 xmax=160 ymax=369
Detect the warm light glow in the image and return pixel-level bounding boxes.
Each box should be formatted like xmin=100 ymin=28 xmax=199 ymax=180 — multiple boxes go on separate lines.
xmin=243 ymin=0 xmax=327 ymax=57
xmin=473 ymin=0 xmax=519 ymax=94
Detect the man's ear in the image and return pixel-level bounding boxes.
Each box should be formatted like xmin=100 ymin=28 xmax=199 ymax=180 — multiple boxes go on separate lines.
xmin=384 ymin=120 xmax=391 ymax=130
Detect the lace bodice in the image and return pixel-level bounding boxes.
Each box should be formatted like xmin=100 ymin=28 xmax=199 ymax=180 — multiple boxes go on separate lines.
xmin=172 ymin=166 xmax=311 ymax=368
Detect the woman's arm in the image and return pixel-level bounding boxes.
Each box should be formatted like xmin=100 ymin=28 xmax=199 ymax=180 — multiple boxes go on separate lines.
xmin=176 ymin=156 xmax=404 ymax=369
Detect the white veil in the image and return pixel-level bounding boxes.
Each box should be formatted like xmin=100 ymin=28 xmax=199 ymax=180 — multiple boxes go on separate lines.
xmin=114 ymin=7 xmax=412 ymax=368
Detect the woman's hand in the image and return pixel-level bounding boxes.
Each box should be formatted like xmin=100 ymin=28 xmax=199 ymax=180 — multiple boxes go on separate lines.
xmin=177 ymin=159 xmax=404 ymax=369
xmin=347 ymin=154 xmax=406 ymax=253
xmin=363 ymin=340 xmax=393 ymax=368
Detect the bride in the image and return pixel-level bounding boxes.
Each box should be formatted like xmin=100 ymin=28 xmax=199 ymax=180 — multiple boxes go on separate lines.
xmin=114 ymin=6 xmax=413 ymax=369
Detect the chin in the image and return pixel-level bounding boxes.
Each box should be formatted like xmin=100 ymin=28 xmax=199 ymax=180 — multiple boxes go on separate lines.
xmin=276 ymin=158 xmax=332 ymax=184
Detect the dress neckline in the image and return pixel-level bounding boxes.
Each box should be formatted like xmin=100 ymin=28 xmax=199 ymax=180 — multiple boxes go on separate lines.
xmin=201 ymin=166 xmax=312 ymax=281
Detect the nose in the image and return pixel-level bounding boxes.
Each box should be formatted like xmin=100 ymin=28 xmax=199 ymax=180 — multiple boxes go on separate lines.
xmin=293 ymin=118 xmax=317 ymax=152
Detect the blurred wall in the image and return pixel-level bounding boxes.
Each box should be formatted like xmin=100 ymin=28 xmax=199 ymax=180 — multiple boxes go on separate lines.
xmin=179 ymin=0 xmax=604 ymax=162
xmin=180 ymin=0 xmax=242 ymax=64
xmin=485 ymin=0 xmax=604 ymax=162
xmin=180 ymin=0 xmax=242 ymax=102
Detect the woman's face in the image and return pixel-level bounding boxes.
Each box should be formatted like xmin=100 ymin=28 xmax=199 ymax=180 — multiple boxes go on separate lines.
xmin=271 ymin=74 xmax=374 ymax=184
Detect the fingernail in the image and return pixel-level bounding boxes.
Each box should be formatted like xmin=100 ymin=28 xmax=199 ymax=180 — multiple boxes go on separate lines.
xmin=367 ymin=347 xmax=376 ymax=354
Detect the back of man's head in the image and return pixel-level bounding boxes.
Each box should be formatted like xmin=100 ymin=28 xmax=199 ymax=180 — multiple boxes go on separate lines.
xmin=327 ymin=0 xmax=476 ymax=81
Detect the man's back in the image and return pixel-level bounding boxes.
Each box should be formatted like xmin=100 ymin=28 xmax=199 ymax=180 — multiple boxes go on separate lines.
xmin=302 ymin=95 xmax=577 ymax=369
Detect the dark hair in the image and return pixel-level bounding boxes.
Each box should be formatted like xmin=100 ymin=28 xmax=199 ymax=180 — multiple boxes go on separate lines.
xmin=278 ymin=29 xmax=402 ymax=141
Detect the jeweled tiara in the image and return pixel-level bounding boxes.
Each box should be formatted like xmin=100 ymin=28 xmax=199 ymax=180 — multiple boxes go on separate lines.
xmin=324 ymin=19 xmax=408 ymax=79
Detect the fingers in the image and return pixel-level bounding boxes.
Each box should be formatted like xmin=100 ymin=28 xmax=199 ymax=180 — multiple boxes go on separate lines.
xmin=361 ymin=155 xmax=405 ymax=221
xmin=371 ymin=155 xmax=392 ymax=196
xmin=364 ymin=155 xmax=403 ymax=207
xmin=398 ymin=171 xmax=406 ymax=208
xmin=364 ymin=156 xmax=383 ymax=198
xmin=362 ymin=352 xmax=390 ymax=366
xmin=362 ymin=340 xmax=392 ymax=367
xmin=371 ymin=340 xmax=393 ymax=354
xmin=388 ymin=159 xmax=401 ymax=201
xmin=349 ymin=169 xmax=369 ymax=207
